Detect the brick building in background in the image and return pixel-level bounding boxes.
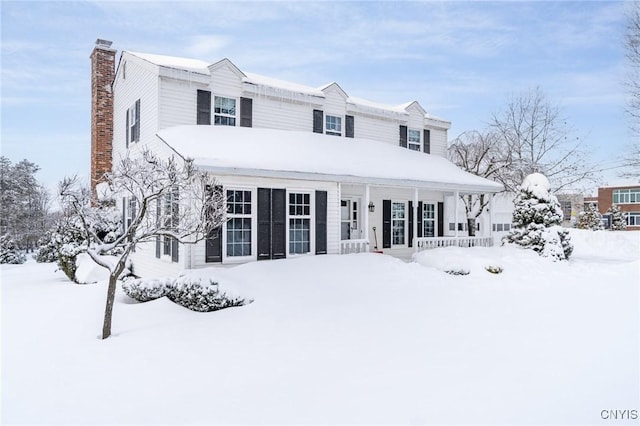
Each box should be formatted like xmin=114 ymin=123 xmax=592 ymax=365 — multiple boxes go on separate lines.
xmin=596 ymin=185 xmax=640 ymax=230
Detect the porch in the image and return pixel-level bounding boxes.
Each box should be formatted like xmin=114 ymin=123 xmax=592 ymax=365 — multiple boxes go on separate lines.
xmin=339 ymin=236 xmax=494 ymax=255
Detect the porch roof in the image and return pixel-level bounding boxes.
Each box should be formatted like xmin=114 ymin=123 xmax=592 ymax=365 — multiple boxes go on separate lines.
xmin=157 ymin=125 xmax=504 ymax=193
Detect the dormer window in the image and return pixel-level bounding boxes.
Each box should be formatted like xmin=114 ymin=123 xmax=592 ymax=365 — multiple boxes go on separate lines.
xmin=325 ymin=115 xmax=342 ymax=136
xmin=126 ymin=99 xmax=140 ymax=147
xmin=214 ymin=96 xmax=236 ymax=126
xmin=408 ymin=128 xmax=421 ymax=151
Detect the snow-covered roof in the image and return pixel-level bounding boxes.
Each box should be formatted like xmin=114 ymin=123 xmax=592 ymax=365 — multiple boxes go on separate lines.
xmin=156 ymin=126 xmax=503 ymax=193
xmin=127 ymin=51 xmax=210 ymax=75
xmin=243 ymin=72 xmax=325 ymax=97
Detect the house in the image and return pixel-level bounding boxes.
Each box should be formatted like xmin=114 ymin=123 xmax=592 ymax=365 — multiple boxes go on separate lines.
xmin=595 ymin=185 xmax=640 ymax=230
xmin=90 ymin=39 xmax=503 ymax=278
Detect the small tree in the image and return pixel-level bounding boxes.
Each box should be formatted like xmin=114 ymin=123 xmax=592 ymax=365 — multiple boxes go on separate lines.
xmin=448 ymin=130 xmax=508 ymax=236
xmin=59 ymin=150 xmax=225 ymax=339
xmin=504 ymin=173 xmax=573 ymax=261
xmin=577 ymin=204 xmax=604 ymax=231
xmin=0 ymin=235 xmax=26 ymax=264
xmin=607 ymin=204 xmax=627 ymax=231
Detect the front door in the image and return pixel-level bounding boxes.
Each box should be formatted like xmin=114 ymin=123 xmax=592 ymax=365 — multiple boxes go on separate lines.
xmin=341 ymin=198 xmax=360 ymax=240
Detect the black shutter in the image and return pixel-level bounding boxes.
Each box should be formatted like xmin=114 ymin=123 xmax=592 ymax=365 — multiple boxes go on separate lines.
xmin=257 ymin=188 xmax=272 ymax=260
xmin=155 ymin=199 xmax=161 ymax=258
xmin=313 ymin=109 xmax=324 ymax=133
xmin=345 ymin=115 xmax=354 ymax=138
xmin=197 ymin=90 xmax=211 ymax=125
xmin=271 ymin=189 xmax=286 ymax=259
xmin=382 ymin=199 xmax=391 ymax=249
xmin=408 ymin=201 xmax=413 ymax=248
xmin=424 ymin=129 xmax=431 ymax=154
xmin=171 ymin=238 xmax=179 ymax=262
xmin=399 ymin=125 xmax=407 ymax=148
xmin=417 ymin=201 xmax=423 ymax=238
xmin=125 ymin=110 xmax=130 ymax=148
xmin=437 ymin=202 xmax=444 ymax=237
xmin=315 ymin=190 xmax=327 ymax=255
xmin=134 ymin=99 xmax=141 ymax=142
xmin=205 ymin=185 xmax=223 ymax=263
xmin=240 ymin=97 xmax=253 ymax=127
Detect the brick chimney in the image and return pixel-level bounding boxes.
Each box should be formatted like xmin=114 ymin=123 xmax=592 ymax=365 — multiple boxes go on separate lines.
xmin=90 ymin=39 xmax=116 ymax=193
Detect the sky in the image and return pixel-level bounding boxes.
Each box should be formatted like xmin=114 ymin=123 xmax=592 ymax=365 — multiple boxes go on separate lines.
xmin=1 ymin=0 xmax=637 ymax=196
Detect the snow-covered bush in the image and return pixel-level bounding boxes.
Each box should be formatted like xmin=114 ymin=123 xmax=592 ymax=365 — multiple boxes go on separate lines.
xmin=485 ymin=265 xmax=503 ymax=274
xmin=34 ymin=231 xmax=58 ymax=263
xmin=445 ymin=268 xmax=470 ymax=276
xmin=0 ymin=234 xmax=26 ymax=264
xmin=503 ymin=173 xmax=573 ymax=261
xmin=607 ymin=205 xmax=627 ymax=231
xmin=168 ymin=277 xmax=248 ymax=312
xmin=122 ymin=277 xmax=173 ymax=302
xmin=577 ymin=204 xmax=604 ymax=230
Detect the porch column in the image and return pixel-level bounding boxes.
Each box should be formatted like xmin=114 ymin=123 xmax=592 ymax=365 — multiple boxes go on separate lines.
xmin=364 ymin=184 xmax=370 ymax=249
xmin=454 ymin=190 xmax=460 ymax=237
xmin=488 ymin=193 xmax=494 ymax=240
xmin=413 ymin=188 xmax=418 ymax=253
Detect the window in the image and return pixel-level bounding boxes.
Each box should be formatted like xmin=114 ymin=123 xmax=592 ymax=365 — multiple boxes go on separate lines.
xmin=226 ymin=190 xmax=252 ymax=257
xmin=126 ymin=99 xmax=140 ymax=147
xmin=408 ymin=129 xmax=421 ymax=151
xmin=560 ymin=201 xmax=572 ymax=219
xmin=289 ymin=193 xmax=310 ymax=254
xmin=214 ymin=96 xmax=236 ymax=126
xmin=126 ymin=197 xmax=137 ymax=230
xmin=613 ymin=188 xmax=640 ymax=204
xmin=626 ymin=212 xmax=640 ymax=226
xmin=422 ymin=203 xmax=435 ymax=237
xmin=392 ymin=201 xmax=406 ymax=245
xmin=325 ymin=115 xmax=342 ymax=136
xmin=162 ymin=188 xmax=179 ymax=261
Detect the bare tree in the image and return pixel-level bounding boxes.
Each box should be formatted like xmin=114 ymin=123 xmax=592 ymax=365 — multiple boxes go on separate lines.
xmin=59 ymin=149 xmax=225 ymax=339
xmin=448 ymin=130 xmax=508 ymax=236
xmin=623 ymin=1 xmax=640 ymax=178
xmin=490 ymin=87 xmax=596 ymax=192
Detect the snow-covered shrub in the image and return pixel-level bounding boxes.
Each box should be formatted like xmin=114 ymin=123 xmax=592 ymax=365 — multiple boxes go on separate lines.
xmin=445 ymin=268 xmax=470 ymax=276
xmin=503 ymin=173 xmax=573 ymax=261
xmin=577 ymin=204 xmax=604 ymax=230
xmin=485 ymin=265 xmax=503 ymax=274
xmin=607 ymin=205 xmax=627 ymax=231
xmin=34 ymin=231 xmax=58 ymax=263
xmin=168 ymin=277 xmax=248 ymax=312
xmin=0 ymin=234 xmax=26 ymax=264
xmin=122 ymin=277 xmax=173 ymax=302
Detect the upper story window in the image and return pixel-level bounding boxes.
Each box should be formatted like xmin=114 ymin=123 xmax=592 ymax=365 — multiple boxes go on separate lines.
xmin=126 ymin=99 xmax=140 ymax=147
xmin=325 ymin=115 xmax=342 ymax=136
xmin=408 ymin=129 xmax=421 ymax=151
xmin=613 ymin=188 xmax=640 ymax=204
xmin=214 ymin=96 xmax=236 ymax=126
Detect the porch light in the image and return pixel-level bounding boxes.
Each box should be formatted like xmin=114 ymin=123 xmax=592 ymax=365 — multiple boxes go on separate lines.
xmin=368 ymin=201 xmax=375 ymax=213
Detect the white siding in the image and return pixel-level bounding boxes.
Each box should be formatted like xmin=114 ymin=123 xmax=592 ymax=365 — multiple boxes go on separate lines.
xmin=351 ymin=114 xmax=399 ymax=145
xmin=211 ymin=65 xmax=243 ymax=97
xmin=429 ymin=127 xmax=448 ymax=157
xmin=112 ymin=54 xmax=159 ymax=163
xmin=251 ymin=96 xmax=313 ymax=132
xmin=158 ymin=77 xmax=209 ymax=129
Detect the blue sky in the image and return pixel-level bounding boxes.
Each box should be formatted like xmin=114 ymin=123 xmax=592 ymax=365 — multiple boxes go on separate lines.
xmin=1 ymin=1 xmax=635 ymax=194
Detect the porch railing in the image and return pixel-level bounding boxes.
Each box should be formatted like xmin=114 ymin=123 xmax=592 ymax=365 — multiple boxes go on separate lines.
xmin=340 ymin=239 xmax=370 ymax=254
xmin=414 ymin=236 xmax=493 ymax=251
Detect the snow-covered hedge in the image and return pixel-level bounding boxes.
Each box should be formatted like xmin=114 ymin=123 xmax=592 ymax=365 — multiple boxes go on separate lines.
xmin=122 ymin=277 xmax=173 ymax=302
xmin=122 ymin=275 xmax=250 ymax=312
xmin=0 ymin=235 xmax=26 ymax=264
xmin=168 ymin=277 xmax=248 ymax=312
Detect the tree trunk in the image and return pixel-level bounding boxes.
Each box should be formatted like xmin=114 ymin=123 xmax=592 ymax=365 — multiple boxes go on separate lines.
xmin=101 ymin=274 xmax=118 ymax=339
xmin=467 ymin=218 xmax=476 ymax=237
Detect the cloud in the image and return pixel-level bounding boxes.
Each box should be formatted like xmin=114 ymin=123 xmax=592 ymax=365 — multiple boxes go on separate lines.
xmin=184 ymin=35 xmax=231 ymax=58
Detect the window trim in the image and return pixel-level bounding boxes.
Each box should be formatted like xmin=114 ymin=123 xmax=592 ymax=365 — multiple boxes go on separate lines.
xmin=408 ymin=128 xmax=421 ymax=151
xmin=222 ymin=187 xmax=256 ymax=263
xmin=626 ymin=211 xmax=640 ymax=226
xmin=422 ymin=202 xmax=436 ymax=238
xmin=161 ymin=187 xmax=179 ymax=263
xmin=613 ymin=188 xmax=640 ymax=204
xmin=391 ymin=200 xmax=408 ymax=247
xmin=325 ymin=114 xmax=342 ymax=136
xmin=287 ymin=190 xmax=314 ymax=255
xmin=213 ymin=95 xmax=237 ymax=127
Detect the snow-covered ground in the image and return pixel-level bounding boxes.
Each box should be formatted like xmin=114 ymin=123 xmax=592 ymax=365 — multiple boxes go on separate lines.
xmin=2 ymin=229 xmax=639 ymax=425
